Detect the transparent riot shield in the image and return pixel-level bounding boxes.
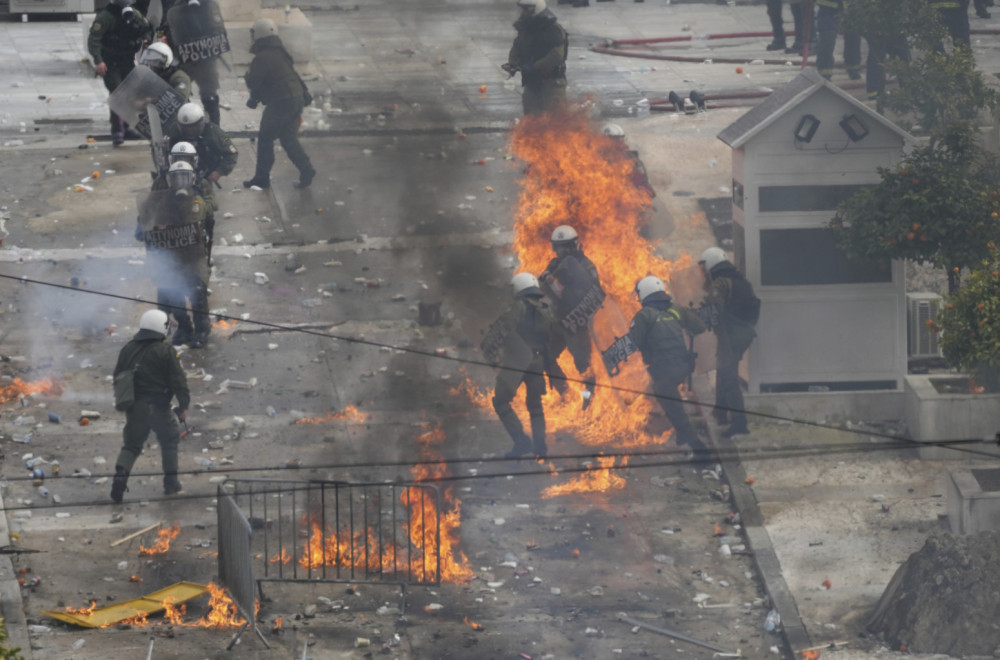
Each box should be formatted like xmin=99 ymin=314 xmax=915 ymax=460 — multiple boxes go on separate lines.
xmin=541 ymin=257 xmax=606 ymax=335
xmin=109 ymin=65 xmax=185 ymax=138
xmin=136 ymin=189 xmax=208 ymax=282
xmin=167 ymin=0 xmax=230 ymax=64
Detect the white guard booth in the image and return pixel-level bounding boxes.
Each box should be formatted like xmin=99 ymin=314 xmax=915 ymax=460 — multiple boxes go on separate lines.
xmin=716 ymin=69 xmax=914 ymax=420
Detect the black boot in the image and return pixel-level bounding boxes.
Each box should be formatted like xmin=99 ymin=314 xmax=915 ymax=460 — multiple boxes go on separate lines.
xmin=294 ymin=167 xmax=317 ymax=189
xmin=164 ymin=474 xmax=183 ymax=495
xmin=172 ymin=318 xmax=194 ymax=346
xmin=203 ymin=94 xmax=221 ymax=126
xmin=243 ymin=177 xmax=270 ymax=189
xmin=111 ymin=466 xmax=129 ymax=504
xmin=505 ymin=433 xmax=533 ymax=459
xmin=531 ymin=417 xmax=547 ymax=458
xmin=766 ymin=40 xmax=786 ymax=51
xmin=722 ymin=422 xmax=749 ymax=438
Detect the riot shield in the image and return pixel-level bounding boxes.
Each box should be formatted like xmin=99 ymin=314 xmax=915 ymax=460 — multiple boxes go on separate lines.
xmin=481 ymin=315 xmax=534 ymax=387
xmin=109 ymin=65 xmax=185 ymax=138
xmin=541 ymin=257 xmax=606 ymax=335
xmin=136 ymin=189 xmax=208 ymax=282
xmin=167 ymin=0 xmax=230 ymax=64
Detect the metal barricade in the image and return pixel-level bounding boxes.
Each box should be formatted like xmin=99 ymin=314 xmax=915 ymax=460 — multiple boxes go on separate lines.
xmin=217 ymin=492 xmax=268 ymax=649
xmin=218 ymin=479 xmax=442 ymax=601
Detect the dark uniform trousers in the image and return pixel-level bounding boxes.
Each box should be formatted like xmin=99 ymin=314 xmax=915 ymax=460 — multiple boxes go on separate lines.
xmin=492 ymin=352 xmax=547 ymax=451
xmin=647 ymin=360 xmax=701 ymax=450
xmin=564 ymin=329 xmax=593 ymax=382
xmin=103 ymin=56 xmax=136 ymax=137
xmin=182 ymin=59 xmax=221 ymax=125
xmin=715 ymin=332 xmax=753 ymax=430
xmin=118 ymin=401 xmax=181 ymax=476
xmin=929 ymin=0 xmax=971 ymax=49
xmin=766 ymin=0 xmax=786 ymax=46
xmin=254 ymin=98 xmax=313 ymax=183
xmin=157 ymin=273 xmax=209 ymax=340
xmin=816 ymin=1 xmax=862 ymax=79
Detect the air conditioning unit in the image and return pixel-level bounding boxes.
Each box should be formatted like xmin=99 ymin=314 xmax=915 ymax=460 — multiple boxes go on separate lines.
xmin=906 ymin=292 xmax=943 ymax=358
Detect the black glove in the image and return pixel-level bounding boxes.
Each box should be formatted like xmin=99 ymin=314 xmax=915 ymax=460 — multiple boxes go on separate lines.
xmin=246 ymin=97 xmax=259 ymax=109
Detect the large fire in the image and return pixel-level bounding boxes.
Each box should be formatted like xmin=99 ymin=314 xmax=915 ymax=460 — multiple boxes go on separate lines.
xmin=293 ymin=404 xmax=370 ymax=425
xmin=457 ymin=108 xmax=695 ymax=494
xmin=56 ymin=583 xmax=247 ymax=629
xmin=541 ymin=455 xmax=627 ymax=498
xmin=0 ymin=377 xmax=65 ymax=404
xmin=270 ymin=425 xmax=473 ymax=583
xmin=138 ymin=522 xmax=180 ymax=556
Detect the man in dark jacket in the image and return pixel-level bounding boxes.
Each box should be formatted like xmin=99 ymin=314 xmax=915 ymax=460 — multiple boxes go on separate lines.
xmin=698 ymin=247 xmax=759 ymax=437
xmin=88 ymin=0 xmax=153 ymax=145
xmin=628 ymin=276 xmax=707 ymax=455
xmin=503 ymin=0 xmax=568 ymax=115
xmin=243 ymin=18 xmax=316 ymax=190
xmin=483 ymin=273 xmax=569 ymax=459
xmin=111 ymin=309 xmax=190 ymax=503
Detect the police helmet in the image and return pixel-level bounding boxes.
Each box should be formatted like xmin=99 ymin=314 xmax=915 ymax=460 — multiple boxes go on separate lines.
xmin=168 ymin=160 xmax=196 ymax=193
xmin=635 ymin=275 xmax=668 ymax=303
xmin=516 ymin=0 xmax=546 ymax=14
xmin=251 ymin=18 xmax=278 ymax=43
xmin=511 ymin=272 xmax=543 ymax=297
xmin=551 ymin=225 xmax=579 ymax=254
xmin=139 ymin=309 xmax=169 ymax=336
xmin=169 ymin=141 xmax=198 ymax=167
xmin=177 ymin=102 xmax=205 ymax=137
xmin=698 ymin=247 xmax=727 ymax=273
xmin=602 ymin=123 xmax=625 ymax=138
xmin=140 ymin=42 xmax=173 ymax=72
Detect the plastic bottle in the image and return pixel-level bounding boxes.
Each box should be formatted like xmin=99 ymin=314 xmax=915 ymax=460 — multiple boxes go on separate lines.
xmin=266 ymin=406 xmax=276 ymax=417
xmin=37 ymin=484 xmax=49 ymax=498
xmin=195 ymin=457 xmax=214 ymax=469
xmin=764 ymin=608 xmax=781 ymax=632
xmin=12 ymin=434 xmax=33 ymax=444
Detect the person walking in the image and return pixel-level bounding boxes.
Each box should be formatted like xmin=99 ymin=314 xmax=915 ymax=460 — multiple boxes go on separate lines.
xmin=503 ymin=0 xmax=568 ymax=116
xmin=111 ymin=309 xmax=190 ymax=503
xmin=483 ymin=273 xmax=568 ymax=459
xmin=628 ymin=276 xmax=708 ymax=456
xmin=242 ymin=18 xmax=317 ymax=190
xmin=698 ymin=248 xmax=760 ymax=438
xmin=88 ymin=0 xmax=153 ymax=145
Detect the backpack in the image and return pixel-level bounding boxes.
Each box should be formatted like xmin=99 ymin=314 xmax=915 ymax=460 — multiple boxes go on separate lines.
xmin=113 ymin=344 xmax=153 ymax=412
xmin=720 ymin=272 xmax=761 ymax=326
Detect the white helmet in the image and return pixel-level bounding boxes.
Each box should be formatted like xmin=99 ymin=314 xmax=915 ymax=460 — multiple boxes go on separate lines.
xmin=169 ymin=141 xmax=198 ymax=166
xmin=511 ymin=272 xmax=542 ymax=297
xmin=635 ymin=275 xmax=667 ymax=303
xmin=168 ymin=160 xmax=196 ymax=192
xmin=251 ymin=18 xmax=278 ymax=42
xmin=602 ymin=123 xmax=625 ymax=138
xmin=140 ymin=42 xmax=173 ymax=71
xmin=516 ymin=0 xmax=546 ymax=13
xmin=139 ymin=309 xmax=169 ymax=336
xmin=551 ymin=225 xmax=578 ymax=246
xmin=698 ymin=247 xmax=728 ymax=272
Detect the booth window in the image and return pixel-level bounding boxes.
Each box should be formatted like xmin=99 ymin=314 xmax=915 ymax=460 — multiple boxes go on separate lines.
xmin=759 ymin=184 xmax=866 ymax=212
xmin=760 ymin=227 xmax=891 ymax=286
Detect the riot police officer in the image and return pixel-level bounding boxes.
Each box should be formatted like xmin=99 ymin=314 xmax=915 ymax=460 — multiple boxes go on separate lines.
xmin=111 ymin=308 xmax=190 ymax=503
xmin=698 ymin=247 xmax=760 ymax=438
xmin=88 ymin=0 xmax=153 ymax=145
xmin=539 ymin=225 xmax=603 ymax=406
xmin=163 ymin=0 xmax=228 ymax=125
xmin=137 ymin=161 xmax=212 ymax=348
xmin=168 ymin=103 xmax=237 ymax=188
xmin=628 ymin=276 xmax=707 ymax=455
xmin=139 ymin=42 xmax=191 ymax=101
xmin=503 ymin=0 xmax=568 ymax=115
xmin=243 ymin=18 xmax=317 ymax=190
xmin=483 ymin=273 xmax=568 ymax=459
xmin=150 ymin=141 xmax=217 ymax=265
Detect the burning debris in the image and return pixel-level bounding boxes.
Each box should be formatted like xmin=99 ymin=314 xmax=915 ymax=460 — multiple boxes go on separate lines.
xmin=138 ymin=522 xmax=180 ymax=556
xmin=541 ymin=456 xmax=627 ymax=499
xmin=292 ymin=404 xmax=370 ymax=425
xmin=0 ymin=377 xmax=65 ymax=404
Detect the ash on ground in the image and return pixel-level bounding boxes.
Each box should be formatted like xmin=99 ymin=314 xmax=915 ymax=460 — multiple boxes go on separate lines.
xmin=867 ymin=531 xmax=1000 ymax=656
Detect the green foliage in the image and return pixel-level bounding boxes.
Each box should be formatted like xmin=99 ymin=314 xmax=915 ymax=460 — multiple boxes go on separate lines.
xmin=842 ymin=0 xmax=938 ymax=46
xmin=0 ymin=621 xmax=25 ymax=660
xmin=830 ymin=126 xmax=1000 ymax=288
xmin=937 ymin=247 xmax=1000 ymax=391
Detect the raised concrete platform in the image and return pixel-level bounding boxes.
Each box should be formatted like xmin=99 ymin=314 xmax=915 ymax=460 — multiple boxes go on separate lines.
xmin=947 ymin=466 xmax=1000 ymax=534
xmin=745 ymin=389 xmax=904 ymax=426
xmin=904 ymin=374 xmax=1000 ymax=460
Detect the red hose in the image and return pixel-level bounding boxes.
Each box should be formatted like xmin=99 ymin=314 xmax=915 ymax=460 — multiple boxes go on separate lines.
xmin=606 ymin=31 xmax=773 ymax=47
xmin=590 ymin=44 xmax=803 ymax=66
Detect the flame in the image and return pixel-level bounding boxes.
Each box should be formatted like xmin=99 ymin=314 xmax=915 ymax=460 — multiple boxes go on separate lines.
xmin=463 ymin=616 xmax=484 ymax=631
xmin=802 ymin=651 xmax=820 ymax=660
xmin=212 ymin=319 xmax=237 ymax=330
xmin=56 ymin=583 xmax=246 ymax=629
xmin=269 ymin=549 xmax=292 ymax=564
xmin=162 ymin=597 xmax=186 ymax=626
xmin=293 ymin=404 xmax=370 ymax=425
xmin=542 ymin=456 xmax=628 ymax=498
xmin=64 ymin=600 xmax=97 ymax=616
xmin=195 ymin=582 xmax=248 ymax=629
xmin=272 ymin=616 xmax=283 ymax=632
xmin=285 ymin=425 xmax=473 ymax=583
xmin=0 ymin=378 xmax=65 ymax=404
xmin=138 ymin=522 xmax=180 ymax=556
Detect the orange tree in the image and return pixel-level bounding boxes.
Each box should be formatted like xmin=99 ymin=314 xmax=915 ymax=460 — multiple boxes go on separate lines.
xmin=936 ymin=246 xmax=1000 ymax=391
xmin=830 ymin=125 xmax=1000 ymax=294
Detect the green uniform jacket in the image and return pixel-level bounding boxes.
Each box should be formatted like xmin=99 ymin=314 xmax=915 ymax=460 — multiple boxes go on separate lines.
xmin=705 ymin=268 xmax=758 ymax=363
xmin=88 ymin=5 xmax=153 ymax=64
xmin=629 ymin=296 xmax=705 ymax=369
xmin=493 ymin=294 xmax=564 ymax=392
xmin=162 ymin=66 xmax=192 ymax=101
xmin=508 ymin=9 xmax=568 ymax=87
xmin=151 ymin=172 xmax=216 ymax=212
xmin=114 ymin=331 xmax=190 ymax=410
xmin=167 ymin=122 xmax=238 ymax=178
xmin=245 ymin=35 xmax=305 ymax=106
